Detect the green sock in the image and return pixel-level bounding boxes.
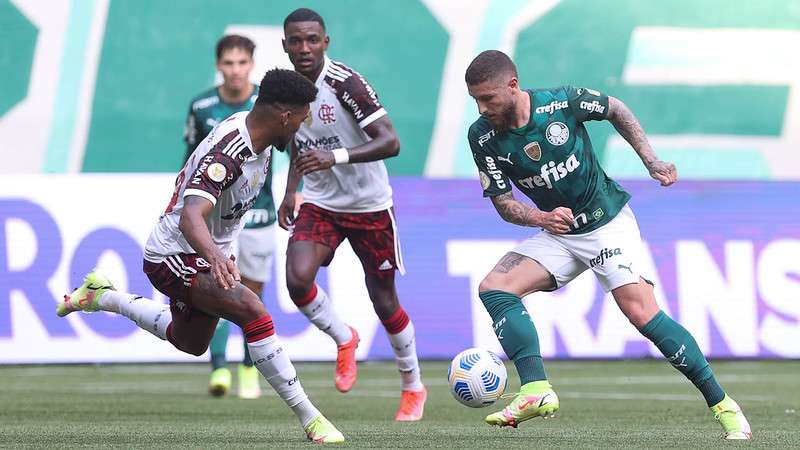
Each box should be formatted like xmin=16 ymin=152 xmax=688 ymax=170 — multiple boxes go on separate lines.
xmin=209 ymin=320 xmax=230 ymax=370
xmin=479 ymin=290 xmax=547 ymax=385
xmin=640 ymin=311 xmax=726 ymax=406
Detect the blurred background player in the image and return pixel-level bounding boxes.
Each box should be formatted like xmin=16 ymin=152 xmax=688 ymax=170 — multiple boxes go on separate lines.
xmin=184 ymin=34 xmax=278 ymax=399
xmin=464 ymin=50 xmax=751 ymax=439
xmin=277 ymin=8 xmax=427 ymax=421
xmin=58 ymin=69 xmax=345 ymax=444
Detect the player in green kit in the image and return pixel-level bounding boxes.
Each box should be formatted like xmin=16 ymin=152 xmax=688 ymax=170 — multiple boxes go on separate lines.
xmin=184 ymin=35 xmax=277 ymax=399
xmin=465 ymin=50 xmax=752 ymax=440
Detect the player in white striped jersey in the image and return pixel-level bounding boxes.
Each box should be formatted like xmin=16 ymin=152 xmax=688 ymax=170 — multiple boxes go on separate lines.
xmin=147 ymin=110 xmax=264 ymax=261
xmin=57 ymin=69 xmax=347 ymax=443
xmin=278 ymin=8 xmax=427 ymax=422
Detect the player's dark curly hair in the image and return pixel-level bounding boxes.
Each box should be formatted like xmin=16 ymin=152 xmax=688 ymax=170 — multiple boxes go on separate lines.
xmin=215 ymin=34 xmax=255 ymax=60
xmin=255 ymin=68 xmax=317 ymax=107
xmin=284 ymin=8 xmax=326 ymax=31
xmin=465 ymin=50 xmax=518 ymax=85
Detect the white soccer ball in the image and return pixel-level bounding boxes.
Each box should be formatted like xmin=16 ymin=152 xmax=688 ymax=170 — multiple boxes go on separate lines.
xmin=447 ymin=348 xmax=507 ymax=408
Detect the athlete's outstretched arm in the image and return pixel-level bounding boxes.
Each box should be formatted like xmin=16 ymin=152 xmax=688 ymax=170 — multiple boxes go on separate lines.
xmin=294 ymin=116 xmax=400 ymax=175
xmin=180 ymin=196 xmax=240 ymax=289
xmin=490 ymin=192 xmax=574 ymax=234
xmin=607 ymin=96 xmax=677 ymax=186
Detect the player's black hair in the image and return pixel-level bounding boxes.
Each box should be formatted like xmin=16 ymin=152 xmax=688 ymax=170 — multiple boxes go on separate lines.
xmin=283 ymin=8 xmax=326 ymax=31
xmin=255 ymin=68 xmax=318 ymax=107
xmin=215 ymin=34 xmax=256 ymax=60
xmin=465 ymin=50 xmax=518 ymax=85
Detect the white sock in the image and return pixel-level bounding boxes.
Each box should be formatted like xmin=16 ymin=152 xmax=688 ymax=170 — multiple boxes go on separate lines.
xmin=248 ymin=334 xmax=320 ymax=427
xmin=99 ymin=291 xmax=170 ymax=340
xmin=298 ymin=285 xmax=352 ymax=345
xmin=388 ymin=320 xmax=424 ymax=391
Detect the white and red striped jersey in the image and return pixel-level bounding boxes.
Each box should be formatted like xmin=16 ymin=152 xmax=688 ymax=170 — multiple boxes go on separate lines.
xmin=145 ymin=111 xmax=271 ymax=262
xmin=294 ymin=56 xmax=393 ymax=213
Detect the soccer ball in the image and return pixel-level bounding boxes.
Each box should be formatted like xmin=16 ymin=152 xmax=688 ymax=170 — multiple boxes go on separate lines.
xmin=447 ymin=348 xmax=507 ymax=408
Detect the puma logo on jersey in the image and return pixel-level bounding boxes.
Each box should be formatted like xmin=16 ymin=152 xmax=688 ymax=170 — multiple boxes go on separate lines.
xmin=535 ymin=100 xmax=568 ymax=115
xmin=497 ymin=153 xmax=514 ymax=165
xmin=517 ymin=154 xmax=580 ymax=190
xmin=618 ymin=263 xmax=633 ymax=274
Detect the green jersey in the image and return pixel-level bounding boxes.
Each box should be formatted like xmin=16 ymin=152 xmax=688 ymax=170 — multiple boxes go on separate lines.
xmin=183 ymin=84 xmax=276 ymax=229
xmin=468 ymin=86 xmax=630 ymax=234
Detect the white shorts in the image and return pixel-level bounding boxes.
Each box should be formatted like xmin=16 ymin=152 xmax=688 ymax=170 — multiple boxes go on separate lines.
xmin=233 ymin=224 xmax=276 ymax=283
xmin=512 ymin=204 xmax=650 ymax=292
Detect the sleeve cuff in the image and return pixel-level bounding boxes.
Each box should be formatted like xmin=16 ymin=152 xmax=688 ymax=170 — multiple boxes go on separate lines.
xmin=358 ymin=108 xmax=387 ymax=129
xmin=183 ymin=188 xmax=217 ymax=206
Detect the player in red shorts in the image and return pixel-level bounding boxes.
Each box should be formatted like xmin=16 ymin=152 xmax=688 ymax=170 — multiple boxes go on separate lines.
xmin=278 ymin=8 xmax=427 ymax=421
xmin=56 ymin=69 xmax=344 ymax=444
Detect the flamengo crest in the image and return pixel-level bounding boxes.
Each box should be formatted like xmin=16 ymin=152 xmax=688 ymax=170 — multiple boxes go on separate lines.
xmin=318 ymin=102 xmax=336 ymax=125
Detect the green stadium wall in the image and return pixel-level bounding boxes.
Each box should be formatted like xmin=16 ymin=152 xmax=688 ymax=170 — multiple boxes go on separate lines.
xmin=2 ymin=0 xmax=800 ymax=179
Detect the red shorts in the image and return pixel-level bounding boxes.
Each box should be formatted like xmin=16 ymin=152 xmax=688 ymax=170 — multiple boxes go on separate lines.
xmin=289 ymin=203 xmax=405 ymax=278
xmin=143 ymin=253 xmax=214 ymax=321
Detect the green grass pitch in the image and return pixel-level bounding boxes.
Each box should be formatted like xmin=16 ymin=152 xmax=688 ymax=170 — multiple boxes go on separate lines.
xmin=3 ymin=360 xmax=798 ymax=448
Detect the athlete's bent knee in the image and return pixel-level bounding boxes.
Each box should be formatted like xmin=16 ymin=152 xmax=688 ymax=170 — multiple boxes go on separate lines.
xmin=175 ymin=340 xmax=208 ymax=357
xmin=286 ymin=264 xmax=315 ymax=300
xmin=628 ymin=310 xmax=656 ymax=330
xmin=478 ymin=272 xmax=506 ymax=293
xmin=237 ymin=293 xmax=267 ymax=324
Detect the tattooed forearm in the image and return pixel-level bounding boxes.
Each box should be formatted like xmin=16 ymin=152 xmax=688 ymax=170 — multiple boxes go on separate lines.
xmin=491 ymin=192 xmax=541 ymax=227
xmin=492 ymin=252 xmax=526 ymax=274
xmin=607 ymin=96 xmax=658 ymax=167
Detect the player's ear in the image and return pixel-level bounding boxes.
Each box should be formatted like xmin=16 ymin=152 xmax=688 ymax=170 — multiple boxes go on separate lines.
xmin=323 ymin=35 xmax=330 ymax=51
xmin=282 ymin=38 xmax=288 ymax=53
xmin=508 ymin=76 xmax=518 ymax=90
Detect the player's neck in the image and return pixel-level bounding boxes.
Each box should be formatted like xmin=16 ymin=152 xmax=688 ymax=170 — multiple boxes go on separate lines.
xmin=512 ymin=89 xmax=531 ymax=129
xmin=245 ymin=112 xmax=273 ymax=154
xmin=219 ymin=83 xmax=254 ymax=105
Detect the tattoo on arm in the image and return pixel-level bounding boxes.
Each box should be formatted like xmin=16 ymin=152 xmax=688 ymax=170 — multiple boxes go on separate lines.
xmin=607 ymin=97 xmax=657 ymax=166
xmin=491 ymin=192 xmax=540 ymax=227
xmin=491 ymin=252 xmax=527 ymax=274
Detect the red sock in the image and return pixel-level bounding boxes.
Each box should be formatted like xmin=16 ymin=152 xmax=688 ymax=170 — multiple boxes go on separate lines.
xmin=244 ymin=315 xmax=275 ymax=343
xmin=382 ymin=306 xmax=410 ymax=335
xmin=293 ymin=284 xmax=318 ymax=307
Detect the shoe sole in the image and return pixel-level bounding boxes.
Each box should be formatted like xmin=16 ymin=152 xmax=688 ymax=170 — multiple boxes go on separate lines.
xmin=208 ymin=385 xmax=228 ymax=397
xmin=238 ymin=391 xmax=261 ymax=400
xmin=395 ymin=414 xmax=423 ymax=422
xmin=724 ymin=432 xmax=752 ymax=440
xmin=487 ymin=405 xmax=559 ymax=428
